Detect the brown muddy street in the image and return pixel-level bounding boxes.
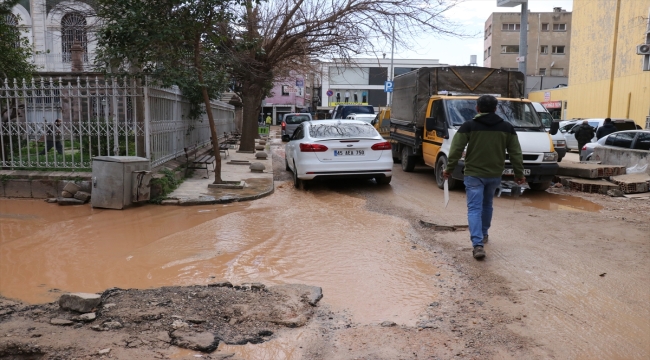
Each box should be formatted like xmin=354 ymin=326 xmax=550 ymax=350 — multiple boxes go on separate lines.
xmin=1 ymin=154 xmax=650 ymax=359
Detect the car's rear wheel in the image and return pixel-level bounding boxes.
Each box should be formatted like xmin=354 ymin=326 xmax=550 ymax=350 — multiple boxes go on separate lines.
xmin=435 ymin=156 xmax=460 ymax=190
xmin=293 ymin=162 xmax=307 ymax=190
xmin=401 ymin=147 xmax=416 ymax=172
xmin=528 ymin=181 xmax=552 ymax=191
xmin=375 ymin=176 xmax=392 ymax=185
xmin=285 ymin=157 xmax=291 ymax=171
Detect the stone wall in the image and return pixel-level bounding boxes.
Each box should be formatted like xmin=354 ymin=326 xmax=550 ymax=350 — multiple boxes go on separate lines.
xmin=592 ymin=147 xmax=650 ymax=175
xmin=0 ymin=171 xmax=92 ymax=199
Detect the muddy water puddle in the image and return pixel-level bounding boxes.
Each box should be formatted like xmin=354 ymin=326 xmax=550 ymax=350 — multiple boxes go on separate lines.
xmin=0 ymin=187 xmax=440 ymax=329
xmin=517 ymin=192 xmax=603 ymax=212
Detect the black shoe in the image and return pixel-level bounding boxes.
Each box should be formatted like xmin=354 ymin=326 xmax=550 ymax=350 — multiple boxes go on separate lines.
xmin=482 ymin=235 xmax=489 ymax=244
xmin=473 ymin=246 xmax=486 ymax=260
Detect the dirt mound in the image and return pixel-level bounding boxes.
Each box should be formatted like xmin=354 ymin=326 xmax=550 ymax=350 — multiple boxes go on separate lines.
xmin=0 ymin=283 xmax=321 ymax=359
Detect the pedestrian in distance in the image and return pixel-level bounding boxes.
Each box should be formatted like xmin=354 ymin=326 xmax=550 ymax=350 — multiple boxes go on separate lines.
xmin=39 ymin=118 xmax=63 ymax=155
xmin=574 ymin=120 xmax=595 ymax=158
xmin=265 ymin=114 xmax=272 ymax=126
xmin=442 ymin=95 xmax=525 ymax=260
xmin=596 ymin=118 xmax=616 ymax=140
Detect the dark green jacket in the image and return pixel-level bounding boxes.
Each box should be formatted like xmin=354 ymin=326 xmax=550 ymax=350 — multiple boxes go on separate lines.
xmin=445 ymin=112 xmax=525 ymax=178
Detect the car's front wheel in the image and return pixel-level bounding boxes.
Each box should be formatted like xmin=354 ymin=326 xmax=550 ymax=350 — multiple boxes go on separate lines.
xmin=435 ymin=156 xmax=460 ymax=190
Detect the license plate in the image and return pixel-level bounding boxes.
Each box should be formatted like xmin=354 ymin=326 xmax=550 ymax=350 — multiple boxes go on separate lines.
xmin=503 ymin=168 xmax=531 ymax=175
xmin=334 ymin=150 xmax=364 ymax=156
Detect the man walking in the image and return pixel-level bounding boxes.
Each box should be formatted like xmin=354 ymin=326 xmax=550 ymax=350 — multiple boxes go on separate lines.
xmin=574 ymin=120 xmax=595 ymax=158
xmin=442 ymin=95 xmax=525 ymax=260
xmin=596 ymin=118 xmax=616 ymax=139
xmin=265 ymin=113 xmax=272 ymax=126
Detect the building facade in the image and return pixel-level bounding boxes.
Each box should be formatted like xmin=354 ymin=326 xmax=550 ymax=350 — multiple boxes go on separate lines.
xmin=261 ymin=73 xmax=311 ymax=125
xmin=317 ymin=58 xmax=446 ymax=110
xmin=484 ymin=7 xmax=571 ymax=95
xmin=529 ymin=0 xmax=650 ymax=128
xmin=8 ymin=0 xmax=98 ymax=73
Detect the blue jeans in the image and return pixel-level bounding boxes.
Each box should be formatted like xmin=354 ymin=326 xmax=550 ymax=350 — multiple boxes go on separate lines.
xmin=464 ymin=176 xmax=502 ymax=248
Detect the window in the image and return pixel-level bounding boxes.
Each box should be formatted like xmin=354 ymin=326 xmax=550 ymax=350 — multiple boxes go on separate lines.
xmin=502 ymin=23 xmax=520 ymax=31
xmin=540 ymin=45 xmax=548 ymax=54
xmin=484 ymin=50 xmax=488 ymax=60
xmin=487 ymin=46 xmax=491 ymax=57
xmin=61 ymin=12 xmax=88 ymax=63
xmin=4 ymin=14 xmax=21 ymax=48
xmin=541 ymin=23 xmax=550 ymax=31
xmin=539 ymin=68 xmax=546 ymax=76
xmin=553 ymin=23 xmax=567 ymax=31
xmin=634 ymin=132 xmax=650 ymax=150
xmin=611 ymin=132 xmax=635 ymax=148
xmin=281 ymin=85 xmax=290 ymax=95
xmin=550 ymin=68 xmax=564 ymax=76
xmin=552 ymin=45 xmax=565 ymax=54
xmin=501 ymin=45 xmax=519 ymax=54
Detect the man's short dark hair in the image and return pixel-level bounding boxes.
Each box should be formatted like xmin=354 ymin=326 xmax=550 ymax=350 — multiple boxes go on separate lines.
xmin=477 ymin=95 xmax=498 ymax=113
xmin=604 ymin=117 xmax=611 ymax=123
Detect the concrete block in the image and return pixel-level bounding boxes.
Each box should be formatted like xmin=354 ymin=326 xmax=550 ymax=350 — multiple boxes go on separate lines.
xmin=74 ymin=191 xmax=91 ymax=203
xmin=610 ymin=173 xmax=650 ymax=194
xmin=568 ymin=178 xmax=620 ymax=194
xmin=31 ymin=180 xmax=58 ymax=199
xmin=63 ymin=182 xmax=81 ymax=195
xmin=557 ymin=163 xmax=626 ymax=179
xmin=57 ymin=198 xmax=84 ymax=205
xmin=4 ymin=179 xmax=31 ymax=198
xmin=59 ymin=293 xmax=102 ymax=313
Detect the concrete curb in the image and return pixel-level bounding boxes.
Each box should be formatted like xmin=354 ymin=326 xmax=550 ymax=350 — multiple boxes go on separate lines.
xmin=162 ymin=182 xmax=275 ymax=206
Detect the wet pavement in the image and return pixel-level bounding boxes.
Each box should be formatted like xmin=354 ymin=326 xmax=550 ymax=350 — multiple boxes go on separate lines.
xmin=1 ymin=142 xmax=648 ymax=359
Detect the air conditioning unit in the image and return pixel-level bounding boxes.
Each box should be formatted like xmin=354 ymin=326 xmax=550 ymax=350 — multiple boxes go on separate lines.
xmin=638 ymin=44 xmax=650 ymax=55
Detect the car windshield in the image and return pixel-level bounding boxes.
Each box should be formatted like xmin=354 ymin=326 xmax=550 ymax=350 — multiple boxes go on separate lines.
xmin=445 ymin=99 xmax=543 ymax=128
xmin=339 ymin=106 xmax=374 ymax=118
xmin=309 ymin=123 xmax=379 ymax=139
xmin=284 ymin=115 xmax=310 ymax=124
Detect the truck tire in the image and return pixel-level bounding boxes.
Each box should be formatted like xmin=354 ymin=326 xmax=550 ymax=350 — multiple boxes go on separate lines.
xmin=435 ymin=156 xmax=460 ymax=190
xmin=401 ymin=147 xmax=416 ymax=172
xmin=392 ymin=145 xmax=401 ymax=163
xmin=528 ymin=181 xmax=551 ymax=191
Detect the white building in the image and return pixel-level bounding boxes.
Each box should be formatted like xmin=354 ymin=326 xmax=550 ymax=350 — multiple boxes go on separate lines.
xmin=7 ymin=0 xmax=98 ymax=73
xmin=316 ymin=58 xmax=446 ymax=109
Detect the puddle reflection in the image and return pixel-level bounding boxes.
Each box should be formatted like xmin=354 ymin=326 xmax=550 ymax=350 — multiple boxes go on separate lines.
xmin=519 ymin=192 xmax=603 ymax=212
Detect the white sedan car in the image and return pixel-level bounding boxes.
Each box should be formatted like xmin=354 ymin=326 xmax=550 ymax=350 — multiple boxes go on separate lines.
xmin=283 ymin=120 xmax=394 ymax=189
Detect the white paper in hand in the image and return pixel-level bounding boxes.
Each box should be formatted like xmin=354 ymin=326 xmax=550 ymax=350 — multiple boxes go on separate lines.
xmin=444 ymin=179 xmax=449 ymax=208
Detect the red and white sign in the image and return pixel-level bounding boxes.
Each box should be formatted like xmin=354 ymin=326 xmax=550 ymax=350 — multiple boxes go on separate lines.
xmin=541 ymin=101 xmax=562 ymax=109
xmin=543 ymin=91 xmax=551 ymax=101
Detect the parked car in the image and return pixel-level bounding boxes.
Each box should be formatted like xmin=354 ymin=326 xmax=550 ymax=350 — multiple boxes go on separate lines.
xmin=581 ymin=130 xmax=650 ymax=161
xmin=282 ymin=120 xmax=394 ymax=189
xmin=281 ymin=113 xmax=312 ymax=137
xmin=345 ymin=113 xmax=376 ymax=124
xmin=330 ymin=105 xmax=375 ymax=119
xmin=532 ymin=102 xmax=566 ymax=162
xmin=562 ymin=118 xmax=637 ymax=151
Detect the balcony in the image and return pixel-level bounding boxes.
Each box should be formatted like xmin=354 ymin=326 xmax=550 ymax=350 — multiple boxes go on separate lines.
xmin=32 ymin=53 xmax=95 ymax=73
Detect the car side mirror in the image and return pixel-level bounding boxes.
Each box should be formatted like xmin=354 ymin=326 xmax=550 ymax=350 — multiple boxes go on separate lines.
xmin=281 ymin=135 xmax=290 ymax=142
xmin=550 ymin=121 xmax=559 ymax=135
xmin=426 ymin=117 xmax=449 ymax=139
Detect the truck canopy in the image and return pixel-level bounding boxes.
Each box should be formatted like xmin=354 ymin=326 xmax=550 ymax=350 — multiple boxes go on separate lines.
xmin=391 ymin=66 xmax=525 ymax=127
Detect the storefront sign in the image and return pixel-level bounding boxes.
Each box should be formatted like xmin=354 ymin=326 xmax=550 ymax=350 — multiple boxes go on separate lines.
xmin=544 ymin=91 xmax=551 ymax=101
xmin=541 ymin=101 xmax=562 ymax=109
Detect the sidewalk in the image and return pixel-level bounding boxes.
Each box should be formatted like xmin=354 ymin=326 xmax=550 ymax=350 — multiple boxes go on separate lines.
xmin=163 ymin=130 xmax=277 ymax=205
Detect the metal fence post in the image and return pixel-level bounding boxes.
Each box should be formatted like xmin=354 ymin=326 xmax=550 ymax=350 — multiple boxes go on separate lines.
xmin=144 ymin=78 xmax=151 ymax=160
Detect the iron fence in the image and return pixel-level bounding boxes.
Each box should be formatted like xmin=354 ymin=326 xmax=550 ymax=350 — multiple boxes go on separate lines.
xmin=0 ymin=77 xmax=236 ymax=170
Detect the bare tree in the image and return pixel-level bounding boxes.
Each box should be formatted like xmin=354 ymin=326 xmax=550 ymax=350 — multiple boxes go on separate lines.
xmin=218 ymin=0 xmax=465 ymax=152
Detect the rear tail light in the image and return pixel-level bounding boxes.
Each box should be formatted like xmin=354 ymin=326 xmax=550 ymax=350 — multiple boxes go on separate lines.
xmin=299 ymin=143 xmax=329 ymax=152
xmin=371 ymin=141 xmax=392 ymax=150
xmin=582 ymin=145 xmax=587 ymax=150
xmin=281 ymin=121 xmax=286 ymax=130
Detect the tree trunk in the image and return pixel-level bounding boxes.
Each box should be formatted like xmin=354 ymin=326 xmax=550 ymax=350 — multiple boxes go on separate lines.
xmin=239 ymin=79 xmax=264 ymax=152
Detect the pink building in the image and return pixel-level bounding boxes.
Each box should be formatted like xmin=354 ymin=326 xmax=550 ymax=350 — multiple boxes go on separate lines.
xmin=261 ymin=76 xmax=311 ymax=125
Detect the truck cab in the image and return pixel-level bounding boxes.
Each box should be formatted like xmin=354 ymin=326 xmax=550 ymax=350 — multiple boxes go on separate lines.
xmin=393 ymin=95 xmax=559 ymax=191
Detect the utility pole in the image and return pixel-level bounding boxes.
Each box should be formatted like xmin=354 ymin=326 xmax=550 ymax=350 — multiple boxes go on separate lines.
xmin=518 ymin=1 xmax=528 ymax=74
xmin=389 ymin=15 xmax=395 ymax=106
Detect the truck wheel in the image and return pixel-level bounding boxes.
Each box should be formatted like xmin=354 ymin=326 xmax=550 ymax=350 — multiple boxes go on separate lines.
xmin=392 ymin=145 xmax=401 ymax=163
xmin=401 ymin=147 xmax=416 ymax=172
xmin=435 ymin=156 xmax=460 ymax=190
xmin=528 ymin=181 xmax=551 ymax=191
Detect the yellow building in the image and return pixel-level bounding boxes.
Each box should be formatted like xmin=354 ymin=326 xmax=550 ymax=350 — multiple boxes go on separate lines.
xmin=529 ymin=0 xmax=650 ymax=128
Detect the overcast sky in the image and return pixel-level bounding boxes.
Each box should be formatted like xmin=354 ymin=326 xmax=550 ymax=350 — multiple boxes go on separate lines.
xmin=394 ymin=0 xmax=574 ymax=66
